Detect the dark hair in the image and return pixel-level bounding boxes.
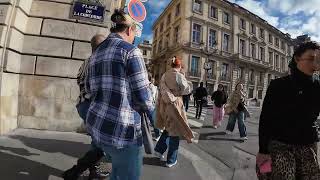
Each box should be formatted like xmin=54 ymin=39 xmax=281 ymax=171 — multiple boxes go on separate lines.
xmin=91 ymin=34 xmax=105 ymax=52
xmin=289 ymin=41 xmax=320 ymax=69
xmin=200 ymin=82 xmax=204 ymax=87
xmin=218 ymin=84 xmax=224 ymax=90
xmin=110 ymin=9 xmax=130 ymax=33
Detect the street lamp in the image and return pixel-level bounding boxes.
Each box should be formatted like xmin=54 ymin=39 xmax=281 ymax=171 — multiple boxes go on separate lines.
xmin=200 ymin=42 xmax=217 ymax=87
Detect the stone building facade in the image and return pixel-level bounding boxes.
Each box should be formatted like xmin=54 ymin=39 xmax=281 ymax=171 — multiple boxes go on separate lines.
xmin=0 ymin=0 xmax=124 ymax=134
xmin=138 ymin=40 xmax=152 ymax=73
xmin=152 ymin=0 xmax=294 ymax=104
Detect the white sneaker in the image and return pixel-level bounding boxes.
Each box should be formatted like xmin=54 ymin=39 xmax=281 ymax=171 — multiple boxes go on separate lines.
xmin=225 ymin=130 xmax=232 ymax=135
xmin=240 ymin=137 xmax=248 ymax=140
xmin=154 ymin=151 xmax=165 ymax=161
xmin=166 ymin=160 xmax=177 ymax=168
xmin=213 ymin=126 xmax=218 ymax=129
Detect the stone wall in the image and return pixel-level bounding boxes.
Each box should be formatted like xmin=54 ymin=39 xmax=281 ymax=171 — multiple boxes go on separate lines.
xmin=0 ymin=0 xmax=122 ymax=134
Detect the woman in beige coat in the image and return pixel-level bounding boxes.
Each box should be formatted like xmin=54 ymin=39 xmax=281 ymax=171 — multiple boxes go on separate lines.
xmin=154 ymin=56 xmax=194 ymax=168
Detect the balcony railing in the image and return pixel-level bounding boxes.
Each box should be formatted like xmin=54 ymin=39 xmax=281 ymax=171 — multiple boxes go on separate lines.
xmin=188 ymin=71 xmax=201 ymax=77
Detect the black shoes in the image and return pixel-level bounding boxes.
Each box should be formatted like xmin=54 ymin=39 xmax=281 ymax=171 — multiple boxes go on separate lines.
xmin=62 ymin=165 xmax=110 ymax=180
xmin=88 ymin=165 xmax=110 ymax=180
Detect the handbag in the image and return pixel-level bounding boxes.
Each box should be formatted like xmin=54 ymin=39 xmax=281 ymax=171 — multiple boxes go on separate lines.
xmin=141 ymin=113 xmax=154 ymax=154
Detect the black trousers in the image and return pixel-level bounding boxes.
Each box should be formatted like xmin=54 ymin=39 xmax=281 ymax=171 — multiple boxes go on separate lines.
xmin=196 ymin=100 xmax=203 ymax=118
xmin=76 ymin=147 xmax=105 ymax=172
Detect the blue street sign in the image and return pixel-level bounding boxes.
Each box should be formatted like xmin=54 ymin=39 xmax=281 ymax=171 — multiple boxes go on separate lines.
xmin=71 ymin=1 xmax=105 ymax=23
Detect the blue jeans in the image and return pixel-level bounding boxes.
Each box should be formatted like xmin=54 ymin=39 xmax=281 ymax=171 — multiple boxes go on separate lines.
xmin=100 ymin=145 xmax=143 ymax=180
xmin=154 ymin=130 xmax=180 ymax=164
xmin=149 ymin=108 xmax=160 ymax=138
xmin=226 ymin=111 xmax=247 ymax=137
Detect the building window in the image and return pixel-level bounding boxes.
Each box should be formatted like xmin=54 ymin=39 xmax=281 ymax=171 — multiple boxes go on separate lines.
xmin=175 ymin=3 xmax=180 ymax=16
xmin=240 ymin=18 xmax=246 ymax=30
xmin=275 ymin=54 xmax=279 ymax=68
xmin=192 ymin=23 xmax=201 ymax=43
xmin=221 ymin=63 xmax=229 ymax=81
xmin=259 ymin=72 xmax=264 ymax=84
xmin=281 ymin=41 xmax=285 ymax=50
xmin=223 ymin=12 xmax=230 ymax=24
xmin=207 ymin=60 xmax=216 ymax=79
xmin=260 ymin=47 xmax=265 ymax=61
xmin=174 ymin=26 xmax=180 ymax=43
xmin=143 ymin=50 xmax=147 ymax=55
xmin=191 ymin=56 xmax=200 ymax=76
xmin=281 ymin=57 xmax=286 ymax=72
xmin=249 ymin=69 xmax=254 ymax=83
xmin=238 ymin=67 xmax=245 ymax=80
xmin=223 ymin=33 xmax=230 ymax=51
xmin=193 ymin=0 xmax=202 ymax=13
xmin=250 ymin=23 xmax=256 ymax=35
xmin=275 ymin=38 xmax=279 ymax=47
xmin=208 ymin=29 xmax=216 ymax=48
xmin=260 ymin=28 xmax=265 ymax=39
xmin=269 ymin=34 xmax=273 ymax=44
xmin=240 ymin=39 xmax=246 ymax=55
xmin=268 ymin=51 xmax=273 ymax=64
xmin=158 ymin=39 xmax=163 ymax=52
xmin=165 ymin=33 xmax=170 ymax=48
xmin=258 ymin=90 xmax=263 ymax=99
xmin=251 ymin=43 xmax=256 ymax=58
xmin=268 ymin=74 xmax=272 ymax=84
xmin=210 ymin=6 xmax=218 ymax=19
xmin=160 ymin=22 xmax=164 ymax=32
xmin=248 ymin=88 xmax=254 ymax=98
xmin=155 ymin=28 xmax=158 ymax=38
xmin=167 ymin=13 xmax=171 ymax=25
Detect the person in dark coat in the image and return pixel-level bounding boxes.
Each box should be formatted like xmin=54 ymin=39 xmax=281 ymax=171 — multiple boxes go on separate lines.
xmin=211 ymin=84 xmax=228 ymax=128
xmin=194 ymin=82 xmax=208 ymax=119
xmin=256 ymin=41 xmax=320 ymax=179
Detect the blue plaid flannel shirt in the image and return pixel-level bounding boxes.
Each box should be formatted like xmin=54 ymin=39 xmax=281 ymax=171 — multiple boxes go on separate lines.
xmin=85 ymin=33 xmax=154 ymax=148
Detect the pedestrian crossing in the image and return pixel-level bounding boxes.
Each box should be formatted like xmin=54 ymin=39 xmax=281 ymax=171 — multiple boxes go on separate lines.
xmin=185 ymin=103 xmax=207 ymax=143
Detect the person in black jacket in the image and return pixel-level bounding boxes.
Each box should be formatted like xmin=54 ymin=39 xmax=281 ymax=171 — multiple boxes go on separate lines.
xmin=195 ymin=82 xmax=208 ymax=119
xmin=256 ymin=42 xmax=320 ymax=180
xmin=211 ymin=84 xmax=228 ymax=129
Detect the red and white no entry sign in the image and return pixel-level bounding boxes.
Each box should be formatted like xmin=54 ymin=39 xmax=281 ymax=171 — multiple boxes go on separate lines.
xmin=128 ymin=0 xmax=147 ymax=23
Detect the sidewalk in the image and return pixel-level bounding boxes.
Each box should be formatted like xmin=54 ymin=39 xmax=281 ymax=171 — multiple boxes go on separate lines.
xmin=0 ymin=104 xmax=318 ymax=180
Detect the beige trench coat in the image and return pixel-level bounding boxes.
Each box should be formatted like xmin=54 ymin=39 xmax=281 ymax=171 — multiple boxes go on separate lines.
xmin=155 ymin=68 xmax=194 ymax=141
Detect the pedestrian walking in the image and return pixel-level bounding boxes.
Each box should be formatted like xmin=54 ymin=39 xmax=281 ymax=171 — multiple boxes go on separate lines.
xmin=85 ymin=9 xmax=154 ymax=180
xmin=149 ymin=76 xmax=161 ymax=141
xmin=183 ymin=94 xmax=191 ymax=112
xmin=63 ymin=34 xmax=110 ymax=180
xmin=211 ymin=84 xmax=228 ymax=129
xmin=195 ymin=82 xmax=208 ymax=119
xmin=154 ymin=56 xmax=194 ymax=168
xmin=225 ymin=82 xmax=248 ymax=140
xmin=192 ymin=89 xmax=197 ymax=107
xmin=256 ymin=41 xmax=320 ymax=180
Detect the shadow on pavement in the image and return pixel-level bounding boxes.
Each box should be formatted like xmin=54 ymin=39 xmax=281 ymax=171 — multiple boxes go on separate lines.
xmin=199 ymin=132 xmax=245 ymax=143
xmin=205 ymin=137 xmax=244 ymax=142
xmin=0 ymin=146 xmax=40 ymax=156
xmin=0 ymin=151 xmax=63 ymax=180
xmin=10 ymin=135 xmax=90 ymax=158
xmin=143 ymin=157 xmax=165 ymax=167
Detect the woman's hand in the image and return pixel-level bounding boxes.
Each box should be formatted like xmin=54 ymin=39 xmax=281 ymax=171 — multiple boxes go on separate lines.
xmin=256 ymin=153 xmax=271 ymax=167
